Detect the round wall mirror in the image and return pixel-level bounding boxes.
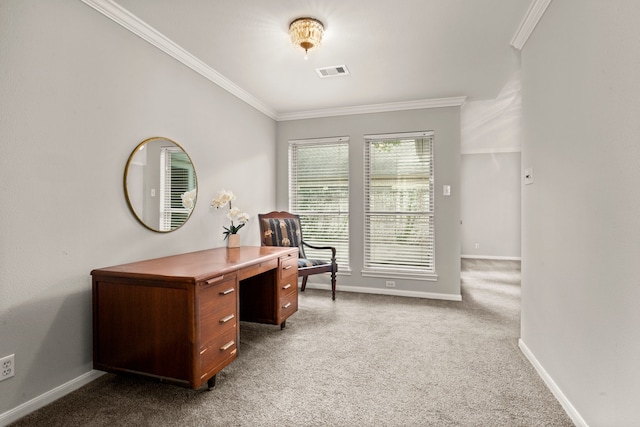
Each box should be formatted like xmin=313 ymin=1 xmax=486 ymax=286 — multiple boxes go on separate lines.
xmin=124 ymin=137 xmax=197 ymax=232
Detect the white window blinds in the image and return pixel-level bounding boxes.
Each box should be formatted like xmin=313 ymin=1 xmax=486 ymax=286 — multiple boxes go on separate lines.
xmin=289 ymin=137 xmax=350 ymax=269
xmin=364 ymin=132 xmax=435 ymax=274
xmin=160 ymin=147 xmax=194 ymax=231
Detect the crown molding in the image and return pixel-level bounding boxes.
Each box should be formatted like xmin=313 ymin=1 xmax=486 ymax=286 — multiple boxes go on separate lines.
xmin=510 ymin=0 xmax=553 ymax=50
xmin=276 ymin=97 xmax=467 ymax=121
xmin=81 ymin=0 xmax=278 ymax=119
xmin=82 ymin=0 xmax=467 ymax=123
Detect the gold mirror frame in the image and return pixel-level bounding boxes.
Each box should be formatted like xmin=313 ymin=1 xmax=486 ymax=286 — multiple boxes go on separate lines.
xmin=123 ymin=137 xmax=197 ymax=233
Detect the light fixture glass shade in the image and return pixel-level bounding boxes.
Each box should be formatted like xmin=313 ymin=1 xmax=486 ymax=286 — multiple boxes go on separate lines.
xmin=289 ymin=17 xmax=324 ymax=58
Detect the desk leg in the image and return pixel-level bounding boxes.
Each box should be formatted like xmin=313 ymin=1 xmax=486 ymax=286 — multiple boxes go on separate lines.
xmin=207 ymin=375 xmax=216 ymax=391
xmin=280 ymin=320 xmax=286 ymax=330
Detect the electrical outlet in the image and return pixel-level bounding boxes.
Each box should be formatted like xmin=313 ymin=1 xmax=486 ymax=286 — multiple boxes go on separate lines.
xmin=385 ymin=281 xmax=396 ymax=288
xmin=0 ymin=354 xmax=15 ymax=381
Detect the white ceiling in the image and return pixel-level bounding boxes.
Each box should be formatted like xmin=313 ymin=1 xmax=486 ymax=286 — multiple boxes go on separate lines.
xmin=109 ymin=0 xmax=532 ymax=118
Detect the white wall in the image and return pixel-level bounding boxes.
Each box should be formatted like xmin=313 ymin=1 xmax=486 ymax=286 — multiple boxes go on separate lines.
xmin=461 ymin=152 xmax=521 ymax=258
xmin=276 ymin=108 xmax=461 ymax=299
xmin=0 ymin=0 xmax=276 ymax=418
xmin=521 ymin=0 xmax=640 ymax=425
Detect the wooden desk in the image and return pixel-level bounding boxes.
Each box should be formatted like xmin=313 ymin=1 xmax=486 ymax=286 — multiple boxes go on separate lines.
xmin=91 ymin=246 xmax=298 ymax=390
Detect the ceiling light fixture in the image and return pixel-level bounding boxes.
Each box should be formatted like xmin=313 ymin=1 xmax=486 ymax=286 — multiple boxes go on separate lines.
xmin=289 ymin=17 xmax=324 ymax=59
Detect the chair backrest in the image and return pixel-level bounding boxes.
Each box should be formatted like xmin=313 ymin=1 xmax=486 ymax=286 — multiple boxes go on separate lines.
xmin=258 ymin=211 xmax=306 ymax=258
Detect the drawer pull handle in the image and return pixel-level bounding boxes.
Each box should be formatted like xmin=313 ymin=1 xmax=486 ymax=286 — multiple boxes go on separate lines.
xmin=283 ymin=302 xmax=292 ymax=309
xmin=219 ymin=314 xmax=235 ymax=324
xmin=283 ymin=265 xmax=293 ymax=270
xmin=219 ymin=288 xmax=235 ymax=295
xmin=220 ymin=341 xmax=235 ymax=352
xmin=282 ymin=284 xmax=292 ymax=290
xmin=206 ymin=276 xmax=224 ymax=285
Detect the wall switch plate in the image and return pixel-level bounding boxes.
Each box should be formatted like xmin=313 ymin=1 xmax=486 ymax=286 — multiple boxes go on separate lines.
xmin=443 ymin=185 xmax=451 ymax=196
xmin=0 ymin=354 xmax=15 ymax=381
xmin=524 ymin=167 xmax=534 ymax=185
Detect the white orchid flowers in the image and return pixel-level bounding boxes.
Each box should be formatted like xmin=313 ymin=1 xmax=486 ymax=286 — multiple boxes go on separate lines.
xmin=211 ymin=189 xmax=234 ymax=209
xmin=211 ymin=189 xmax=249 ymax=240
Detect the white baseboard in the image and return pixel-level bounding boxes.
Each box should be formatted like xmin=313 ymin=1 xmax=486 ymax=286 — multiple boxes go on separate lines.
xmin=518 ymin=339 xmax=588 ymax=427
xmin=461 ymin=255 xmax=522 ymax=261
xmin=0 ymin=370 xmax=105 ymax=426
xmin=303 ymin=282 xmax=462 ymax=301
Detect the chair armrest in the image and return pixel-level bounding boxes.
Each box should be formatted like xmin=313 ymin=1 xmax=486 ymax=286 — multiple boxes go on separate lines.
xmin=301 ymin=240 xmax=337 ymax=262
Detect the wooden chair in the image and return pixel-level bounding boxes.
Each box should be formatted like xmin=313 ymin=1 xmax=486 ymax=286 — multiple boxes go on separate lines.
xmin=258 ymin=211 xmax=338 ymax=300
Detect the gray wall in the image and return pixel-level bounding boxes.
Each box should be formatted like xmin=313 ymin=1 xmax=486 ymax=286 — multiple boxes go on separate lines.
xmin=461 ymin=152 xmax=521 ymax=258
xmin=0 ymin=0 xmax=276 ymax=417
xmin=276 ymin=108 xmax=461 ymax=299
xmin=521 ymin=0 xmax=640 ymax=425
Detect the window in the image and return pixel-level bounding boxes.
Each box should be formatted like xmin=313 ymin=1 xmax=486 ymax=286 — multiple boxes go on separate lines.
xmin=363 ymin=132 xmax=435 ymax=278
xmin=159 ymin=147 xmax=195 ymax=231
xmin=289 ymin=137 xmax=350 ymax=269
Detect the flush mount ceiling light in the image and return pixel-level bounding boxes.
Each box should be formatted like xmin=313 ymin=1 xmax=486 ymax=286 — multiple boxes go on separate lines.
xmin=289 ymin=17 xmax=324 ymax=59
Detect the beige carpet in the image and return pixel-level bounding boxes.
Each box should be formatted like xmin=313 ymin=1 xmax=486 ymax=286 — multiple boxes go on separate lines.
xmin=11 ymin=259 xmax=574 ymax=426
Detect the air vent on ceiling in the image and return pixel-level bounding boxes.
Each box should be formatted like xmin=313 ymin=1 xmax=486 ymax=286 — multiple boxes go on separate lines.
xmin=316 ymin=65 xmax=350 ymax=78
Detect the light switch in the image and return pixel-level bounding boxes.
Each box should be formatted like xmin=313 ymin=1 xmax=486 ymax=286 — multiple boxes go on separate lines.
xmin=443 ymin=185 xmax=451 ymax=196
xmin=524 ymin=168 xmax=534 ymax=185
xmin=151 ymin=188 xmax=156 ymax=197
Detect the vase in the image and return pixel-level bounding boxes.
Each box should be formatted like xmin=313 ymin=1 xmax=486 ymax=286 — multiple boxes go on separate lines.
xmin=227 ymin=234 xmax=240 ymax=248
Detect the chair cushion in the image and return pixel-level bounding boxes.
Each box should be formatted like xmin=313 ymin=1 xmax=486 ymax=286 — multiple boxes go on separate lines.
xmin=260 ymin=218 xmax=303 ymax=252
xmin=298 ymin=258 xmax=329 ymax=268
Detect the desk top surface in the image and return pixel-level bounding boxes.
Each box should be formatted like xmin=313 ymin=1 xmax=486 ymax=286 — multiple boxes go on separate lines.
xmin=91 ymin=246 xmax=297 ymax=282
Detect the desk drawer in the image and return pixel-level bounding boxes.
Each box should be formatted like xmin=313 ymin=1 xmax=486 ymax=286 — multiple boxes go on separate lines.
xmin=279 ymin=279 xmax=297 ymax=298
xmin=199 ymin=274 xmax=237 ymax=297
xmin=278 ymin=291 xmax=298 ymax=322
xmin=198 ymin=275 xmax=237 ymax=309
xmin=280 ymin=254 xmax=298 ymax=281
xmin=199 ymin=329 xmax=237 ymax=381
xmin=238 ymin=258 xmax=278 ymax=281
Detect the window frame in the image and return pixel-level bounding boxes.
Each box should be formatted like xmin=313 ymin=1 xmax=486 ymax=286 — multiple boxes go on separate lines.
xmin=362 ymin=131 xmax=437 ymax=281
xmin=288 ymin=136 xmax=350 ymax=271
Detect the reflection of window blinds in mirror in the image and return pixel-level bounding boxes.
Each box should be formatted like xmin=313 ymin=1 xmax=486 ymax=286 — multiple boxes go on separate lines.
xmin=160 ymin=147 xmax=193 ymax=231
xmin=363 ymin=131 xmax=435 ymax=274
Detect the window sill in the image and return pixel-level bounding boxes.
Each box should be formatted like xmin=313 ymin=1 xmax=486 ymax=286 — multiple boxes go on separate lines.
xmin=361 ymin=269 xmax=438 ymax=281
